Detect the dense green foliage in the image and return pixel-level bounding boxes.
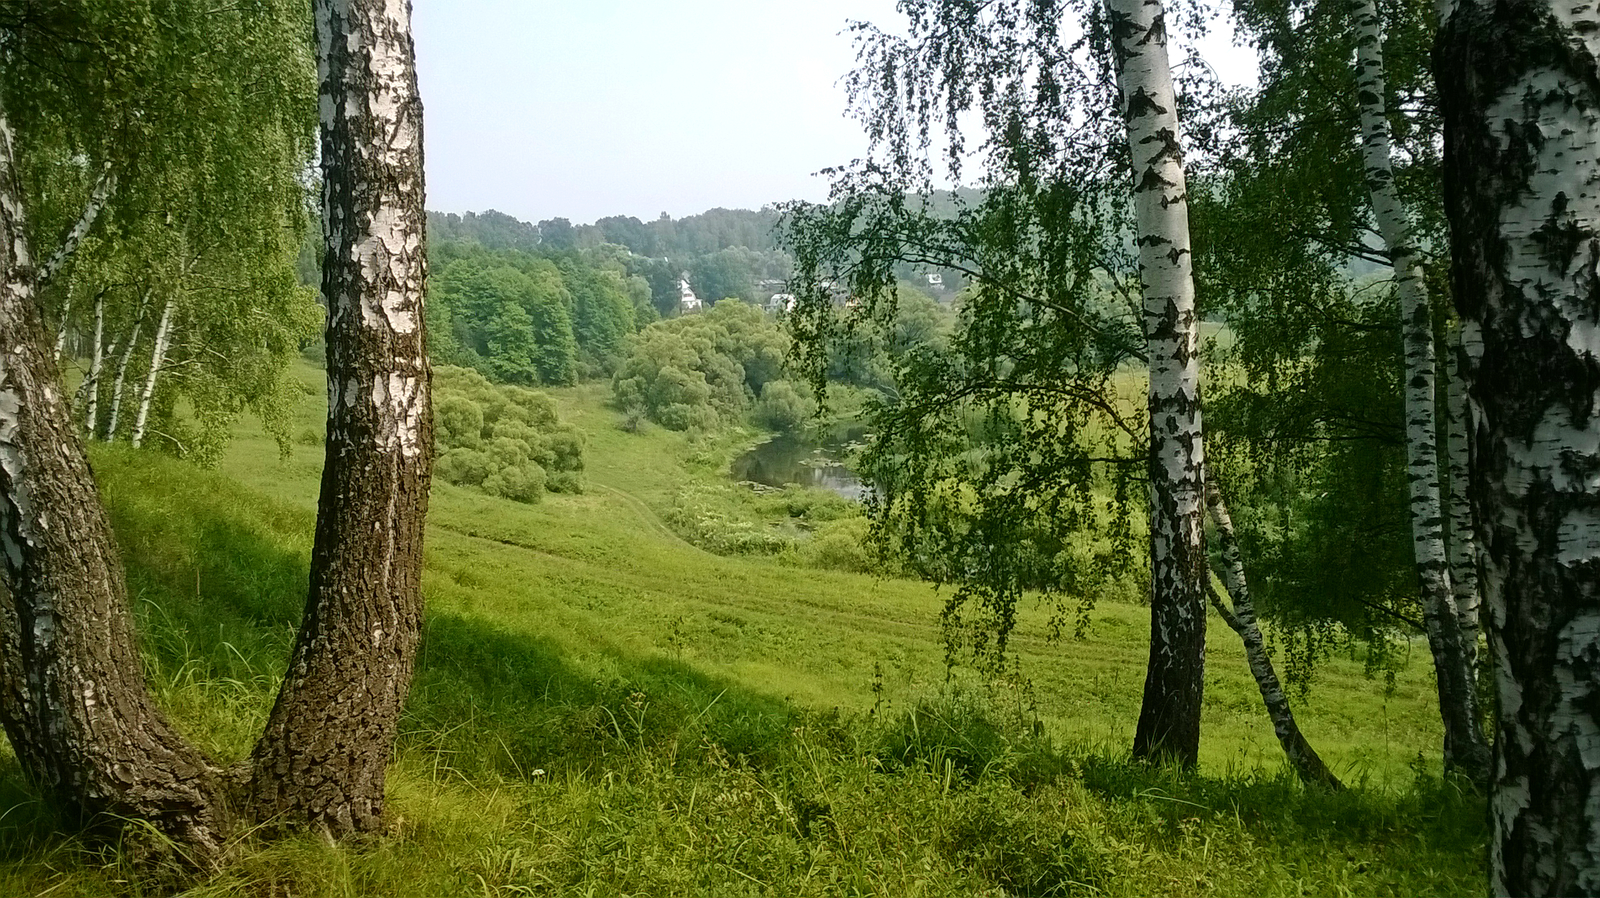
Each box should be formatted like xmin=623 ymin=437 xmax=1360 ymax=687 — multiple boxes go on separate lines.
xmin=1190 ymin=0 xmax=1448 ymax=662
xmin=611 ymin=301 xmax=788 ymax=431
xmin=426 ymin=240 xmax=657 ymax=385
xmin=432 ymin=366 xmax=586 ymax=500
xmin=3 ymin=0 xmax=322 ymax=462
xmin=781 ymin=0 xmax=1150 ymax=660
xmin=429 ymin=207 xmax=804 ymax=316
xmin=0 ymin=369 xmax=1484 ymax=895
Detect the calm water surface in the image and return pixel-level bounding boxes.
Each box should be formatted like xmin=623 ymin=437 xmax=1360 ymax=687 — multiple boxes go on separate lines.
xmin=730 ymin=430 xmax=868 ymax=501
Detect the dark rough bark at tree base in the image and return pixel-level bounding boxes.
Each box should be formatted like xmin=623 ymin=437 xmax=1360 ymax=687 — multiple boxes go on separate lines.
xmin=247 ymin=0 xmax=433 ymax=837
xmin=0 ymin=108 xmax=232 ymax=861
xmin=1436 ymin=0 xmax=1600 ymax=892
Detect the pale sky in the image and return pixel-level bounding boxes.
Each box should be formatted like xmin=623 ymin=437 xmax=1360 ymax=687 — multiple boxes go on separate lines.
xmin=412 ymin=1 xmax=1255 ymax=226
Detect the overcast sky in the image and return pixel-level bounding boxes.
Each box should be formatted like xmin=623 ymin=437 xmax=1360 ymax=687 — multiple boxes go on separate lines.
xmin=411 ymin=2 xmax=1255 ymax=226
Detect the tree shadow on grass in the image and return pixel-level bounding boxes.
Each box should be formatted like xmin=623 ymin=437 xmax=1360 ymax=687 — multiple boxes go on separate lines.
xmin=1 ymin=449 xmax=801 ymax=863
xmin=0 ymin=450 xmax=1483 ymax=884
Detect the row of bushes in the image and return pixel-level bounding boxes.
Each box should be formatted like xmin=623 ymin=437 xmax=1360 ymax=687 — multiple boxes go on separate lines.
xmin=433 ymin=366 xmax=584 ymax=502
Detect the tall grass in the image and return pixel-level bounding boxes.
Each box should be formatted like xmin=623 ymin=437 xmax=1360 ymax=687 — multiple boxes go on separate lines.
xmin=0 ymin=367 xmax=1484 ymax=895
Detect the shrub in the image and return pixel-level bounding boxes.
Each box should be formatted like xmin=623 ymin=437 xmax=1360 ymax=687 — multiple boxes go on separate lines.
xmin=436 ymin=395 xmax=485 ymax=449
xmin=753 ymin=380 xmax=816 ymax=434
xmin=794 ymin=517 xmax=885 ymax=574
xmin=484 ymin=462 xmax=546 ymax=503
xmin=437 ymin=448 xmax=494 ymax=487
xmin=431 ymin=365 xmax=584 ymax=499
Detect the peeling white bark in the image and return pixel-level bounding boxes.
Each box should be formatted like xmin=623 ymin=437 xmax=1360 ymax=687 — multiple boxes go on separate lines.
xmin=82 ymin=292 xmax=105 ymax=436
xmin=50 ymin=290 xmax=70 ymax=365
xmin=104 ymin=305 xmax=146 ymax=442
xmin=250 ymin=0 xmax=433 ymax=836
xmin=1437 ymin=0 xmax=1600 ymax=890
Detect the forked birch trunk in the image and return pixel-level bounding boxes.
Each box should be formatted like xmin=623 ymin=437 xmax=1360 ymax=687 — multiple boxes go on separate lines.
xmin=129 ymin=298 xmax=175 ymax=449
xmin=0 ymin=102 xmax=230 ymax=861
xmin=1205 ymin=482 xmax=1343 ymax=790
xmin=1436 ymin=0 xmax=1600 ymax=890
xmin=1353 ymin=0 xmax=1488 ymax=781
xmin=248 ymin=0 xmax=434 ymax=836
xmin=1106 ymin=0 xmax=1208 ymax=769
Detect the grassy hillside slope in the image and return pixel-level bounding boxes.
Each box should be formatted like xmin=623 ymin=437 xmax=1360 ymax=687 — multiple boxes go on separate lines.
xmin=0 ymin=364 xmax=1483 ymax=896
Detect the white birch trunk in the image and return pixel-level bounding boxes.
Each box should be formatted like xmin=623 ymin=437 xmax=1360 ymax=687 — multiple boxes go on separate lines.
xmin=106 ymin=297 xmax=149 ymax=442
xmin=248 ymin=0 xmax=434 ymax=835
xmin=1444 ymin=321 xmax=1481 ymax=660
xmin=35 ymin=165 xmax=114 ymax=290
xmin=1436 ymin=0 xmax=1600 ymax=890
xmin=1107 ymin=0 xmax=1208 ymax=768
xmin=1205 ymin=480 xmax=1342 ymax=790
xmin=82 ymin=291 xmax=105 ymax=435
xmin=1353 ymin=0 xmax=1488 ymax=780
xmin=129 ymin=298 xmax=175 ymax=449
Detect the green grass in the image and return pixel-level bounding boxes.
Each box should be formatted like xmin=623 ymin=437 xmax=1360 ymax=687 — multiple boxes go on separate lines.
xmin=0 ymin=363 xmax=1484 ymax=896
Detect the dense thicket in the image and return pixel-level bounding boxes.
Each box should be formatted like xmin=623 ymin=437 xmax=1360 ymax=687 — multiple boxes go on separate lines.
xmin=433 ymin=366 xmax=586 ymax=500
xmin=611 ymin=300 xmax=789 ymax=431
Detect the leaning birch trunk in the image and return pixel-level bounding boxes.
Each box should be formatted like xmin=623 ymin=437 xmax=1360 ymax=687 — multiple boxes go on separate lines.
xmin=81 ymin=291 xmax=105 ymax=435
xmin=1106 ymin=0 xmax=1208 ymax=768
xmin=247 ymin=0 xmax=433 ymax=837
xmin=1353 ymin=0 xmax=1488 ymax=781
xmin=35 ymin=165 xmax=114 ymax=291
xmin=129 ymin=298 xmax=175 ymax=449
xmin=1435 ymin=0 xmax=1600 ymax=891
xmin=1443 ymin=321 xmax=1481 ymax=662
xmin=105 ymin=296 xmax=149 ymax=441
xmin=1204 ymin=481 xmax=1343 ymax=790
xmin=0 ymin=103 xmax=230 ymax=859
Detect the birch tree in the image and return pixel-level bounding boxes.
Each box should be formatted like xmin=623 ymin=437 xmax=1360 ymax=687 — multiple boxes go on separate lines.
xmin=0 ymin=0 xmax=431 ymax=856
xmin=1435 ymin=0 xmax=1600 ymax=890
xmin=247 ymin=0 xmax=433 ymax=835
xmin=1204 ymin=479 xmax=1343 ymax=789
xmin=1105 ymin=0 xmax=1210 ymax=767
xmin=1352 ymin=0 xmax=1488 ymax=779
xmin=781 ymin=0 xmax=1214 ymax=766
xmin=0 ymin=89 xmax=234 ymax=861
xmin=15 ymin=0 xmax=319 ymax=463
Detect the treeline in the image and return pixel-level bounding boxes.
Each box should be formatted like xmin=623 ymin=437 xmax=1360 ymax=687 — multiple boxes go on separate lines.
xmin=428 ymin=204 xmax=967 ymax=319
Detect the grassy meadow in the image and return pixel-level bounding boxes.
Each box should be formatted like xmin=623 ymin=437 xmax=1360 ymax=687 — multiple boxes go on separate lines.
xmin=0 ymin=362 xmax=1484 ymax=896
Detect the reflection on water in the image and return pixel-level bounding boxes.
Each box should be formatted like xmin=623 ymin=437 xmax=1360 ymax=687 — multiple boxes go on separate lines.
xmin=730 ymin=431 xmax=868 ymax=501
